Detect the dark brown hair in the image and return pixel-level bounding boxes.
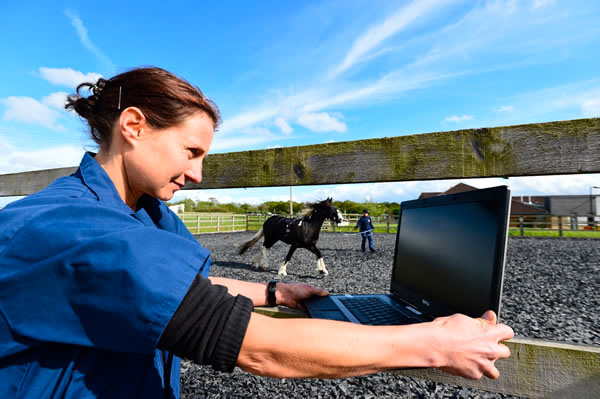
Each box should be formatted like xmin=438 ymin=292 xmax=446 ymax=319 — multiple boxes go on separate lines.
xmin=65 ymin=67 xmax=221 ymax=149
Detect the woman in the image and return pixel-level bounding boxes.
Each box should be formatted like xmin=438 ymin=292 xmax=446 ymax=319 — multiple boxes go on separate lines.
xmin=0 ymin=67 xmax=513 ymax=398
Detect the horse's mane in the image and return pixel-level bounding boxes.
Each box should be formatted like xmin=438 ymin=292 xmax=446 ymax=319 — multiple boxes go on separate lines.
xmin=296 ymin=207 xmax=313 ymax=219
xmin=296 ymin=199 xmax=331 ymax=219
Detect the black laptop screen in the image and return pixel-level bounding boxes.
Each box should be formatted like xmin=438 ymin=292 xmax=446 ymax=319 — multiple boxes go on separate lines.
xmin=392 ymin=190 xmax=508 ymax=318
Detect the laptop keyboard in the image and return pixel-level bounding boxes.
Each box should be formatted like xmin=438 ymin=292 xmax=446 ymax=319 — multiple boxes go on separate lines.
xmin=339 ymin=296 xmax=420 ymax=326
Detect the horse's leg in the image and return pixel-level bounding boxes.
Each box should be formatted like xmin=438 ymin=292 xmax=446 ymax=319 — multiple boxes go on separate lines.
xmin=279 ymin=245 xmax=297 ymax=276
xmin=259 ymin=246 xmax=270 ymax=270
xmin=251 ymin=245 xmax=270 ymax=270
xmin=309 ymin=245 xmax=328 ymax=275
xmin=251 ymin=247 xmax=262 ymax=268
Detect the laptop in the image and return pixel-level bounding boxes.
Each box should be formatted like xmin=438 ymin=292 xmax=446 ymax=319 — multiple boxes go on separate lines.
xmin=303 ymin=185 xmax=511 ymax=325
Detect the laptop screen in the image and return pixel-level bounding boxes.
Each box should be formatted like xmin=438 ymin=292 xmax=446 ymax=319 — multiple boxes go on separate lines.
xmin=391 ymin=186 xmax=510 ymax=319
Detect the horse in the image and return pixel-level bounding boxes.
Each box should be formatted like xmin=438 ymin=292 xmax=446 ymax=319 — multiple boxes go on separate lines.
xmin=238 ymin=198 xmax=343 ymax=276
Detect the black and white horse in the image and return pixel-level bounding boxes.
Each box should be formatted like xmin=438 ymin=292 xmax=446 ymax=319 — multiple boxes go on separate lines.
xmin=238 ymin=198 xmax=343 ymax=276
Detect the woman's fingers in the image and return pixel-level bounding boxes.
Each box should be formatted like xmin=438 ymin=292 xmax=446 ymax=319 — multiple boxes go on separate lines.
xmin=480 ymin=310 xmax=497 ymax=323
xmin=483 ymin=362 xmax=500 ymax=380
xmin=494 ymin=324 xmax=515 ymax=344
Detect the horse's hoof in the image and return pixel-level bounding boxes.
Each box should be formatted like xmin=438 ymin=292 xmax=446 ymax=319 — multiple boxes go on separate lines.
xmin=278 ymin=271 xmax=287 ymax=276
xmin=319 ymin=270 xmax=329 ymax=276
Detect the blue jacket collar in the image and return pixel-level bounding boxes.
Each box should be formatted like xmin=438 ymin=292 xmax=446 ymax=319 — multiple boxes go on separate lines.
xmin=77 ymin=152 xmax=163 ymax=227
xmin=78 ymin=152 xmax=137 ymax=215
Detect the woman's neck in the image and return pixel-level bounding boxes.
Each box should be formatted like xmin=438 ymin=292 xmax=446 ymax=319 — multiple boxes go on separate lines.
xmin=94 ymin=149 xmax=138 ymax=210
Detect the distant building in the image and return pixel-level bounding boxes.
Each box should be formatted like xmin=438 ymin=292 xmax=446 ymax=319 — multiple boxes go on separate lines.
xmin=418 ymin=183 xmax=547 ymax=216
xmin=168 ymin=204 xmax=185 ymax=214
xmin=419 ymin=183 xmax=600 ymax=230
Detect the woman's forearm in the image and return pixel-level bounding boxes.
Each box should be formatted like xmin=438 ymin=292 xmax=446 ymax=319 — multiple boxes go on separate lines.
xmin=209 ymin=276 xmax=268 ymax=306
xmin=237 ymin=313 xmax=440 ymax=378
xmin=237 ymin=311 xmax=513 ymax=380
xmin=208 ymin=277 xmax=328 ymax=309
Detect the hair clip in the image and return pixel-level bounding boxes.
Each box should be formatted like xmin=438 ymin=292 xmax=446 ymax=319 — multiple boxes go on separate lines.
xmin=118 ymin=86 xmax=122 ymax=110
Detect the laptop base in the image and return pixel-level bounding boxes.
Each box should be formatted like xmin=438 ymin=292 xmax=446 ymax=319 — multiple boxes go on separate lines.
xmin=304 ymin=294 xmax=430 ymax=325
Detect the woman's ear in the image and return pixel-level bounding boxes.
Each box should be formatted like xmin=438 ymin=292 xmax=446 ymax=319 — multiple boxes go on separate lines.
xmin=118 ymin=107 xmax=148 ymax=146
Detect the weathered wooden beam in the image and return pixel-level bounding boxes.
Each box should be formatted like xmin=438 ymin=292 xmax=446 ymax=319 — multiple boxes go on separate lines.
xmin=1 ymin=118 xmax=599 ymax=196
xmin=396 ymin=338 xmax=600 ymax=398
xmin=254 ymin=307 xmax=600 ymax=398
xmin=0 ymin=167 xmax=78 ymax=197
xmin=254 ymin=306 xmax=307 ymax=318
xmin=193 ymin=118 xmax=600 ymax=190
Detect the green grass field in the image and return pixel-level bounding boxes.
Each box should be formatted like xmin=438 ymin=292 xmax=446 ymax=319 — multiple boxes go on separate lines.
xmin=509 ymin=228 xmax=600 ymax=238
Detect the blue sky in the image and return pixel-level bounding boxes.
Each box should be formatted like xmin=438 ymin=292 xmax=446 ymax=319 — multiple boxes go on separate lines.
xmin=1 ymin=0 xmax=600 ymax=207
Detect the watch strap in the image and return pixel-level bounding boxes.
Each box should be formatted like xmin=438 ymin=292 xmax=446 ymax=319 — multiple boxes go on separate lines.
xmin=267 ymin=280 xmax=277 ymax=307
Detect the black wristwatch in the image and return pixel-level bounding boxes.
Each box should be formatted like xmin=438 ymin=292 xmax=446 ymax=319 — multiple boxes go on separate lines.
xmin=267 ymin=280 xmax=277 ymax=307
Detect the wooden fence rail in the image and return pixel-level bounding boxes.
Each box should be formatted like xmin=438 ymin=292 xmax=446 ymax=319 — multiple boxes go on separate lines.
xmin=254 ymin=307 xmax=600 ymax=399
xmin=2 ymin=118 xmax=600 ymax=196
xmin=178 ymin=211 xmax=600 ymax=237
xmin=511 ymin=215 xmax=600 ymax=237
xmin=1 ymin=118 xmax=599 ymax=397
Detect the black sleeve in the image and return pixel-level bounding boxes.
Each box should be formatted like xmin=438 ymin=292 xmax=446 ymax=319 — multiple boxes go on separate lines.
xmin=157 ymin=274 xmax=253 ymax=372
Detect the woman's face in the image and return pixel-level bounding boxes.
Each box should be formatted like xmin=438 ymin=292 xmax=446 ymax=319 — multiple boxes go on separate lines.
xmin=127 ymin=111 xmax=214 ymax=202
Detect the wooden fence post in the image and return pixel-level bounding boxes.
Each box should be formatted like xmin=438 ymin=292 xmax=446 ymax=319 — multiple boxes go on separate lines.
xmin=196 ymin=213 xmax=200 ymax=234
xmin=519 ymin=217 xmax=524 ymax=236
xmin=558 ymin=216 xmax=563 ymax=237
xmin=217 ymin=215 xmax=220 ymax=232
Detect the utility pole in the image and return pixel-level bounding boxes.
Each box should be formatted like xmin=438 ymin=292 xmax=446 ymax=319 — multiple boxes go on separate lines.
xmin=590 ymin=186 xmax=600 ymax=215
xmin=289 ymin=186 xmax=293 ymax=216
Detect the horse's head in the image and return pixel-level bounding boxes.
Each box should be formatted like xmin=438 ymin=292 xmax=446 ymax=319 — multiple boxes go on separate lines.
xmin=314 ymin=197 xmax=343 ymax=224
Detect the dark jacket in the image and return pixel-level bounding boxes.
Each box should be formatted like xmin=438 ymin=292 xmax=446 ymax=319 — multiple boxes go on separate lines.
xmin=355 ymin=215 xmax=374 ymax=232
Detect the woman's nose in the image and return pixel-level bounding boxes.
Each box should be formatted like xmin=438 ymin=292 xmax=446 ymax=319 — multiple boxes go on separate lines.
xmin=185 ymin=160 xmax=203 ymax=183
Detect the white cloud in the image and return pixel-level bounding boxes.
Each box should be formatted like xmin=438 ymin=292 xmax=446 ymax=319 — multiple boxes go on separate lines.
xmin=0 ymin=138 xmax=84 ymax=174
xmin=2 ymin=96 xmax=64 ymax=130
xmin=42 ymin=92 xmax=70 ymax=110
xmin=64 ymin=9 xmax=114 ymax=70
xmin=330 ymin=0 xmax=451 ymax=78
xmin=219 ymin=107 xmax=279 ymax=135
xmin=507 ymin=174 xmax=600 ymax=196
xmin=274 ymin=117 xmax=293 ymax=134
xmin=297 ymin=112 xmax=347 ymax=133
xmin=210 ymin=127 xmax=282 ymax=152
xmin=495 ymin=105 xmax=515 ymax=112
xmin=39 ymin=67 xmax=102 ymax=88
xmin=444 ymin=114 xmax=474 ymax=123
xmin=487 ymin=81 xmax=600 ymax=123
xmin=533 ymin=0 xmax=554 ymax=9
xmin=581 ymin=99 xmax=600 ymax=117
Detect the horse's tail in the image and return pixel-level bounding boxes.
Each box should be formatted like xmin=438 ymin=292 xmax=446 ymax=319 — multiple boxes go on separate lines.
xmin=238 ymin=228 xmax=264 ymax=254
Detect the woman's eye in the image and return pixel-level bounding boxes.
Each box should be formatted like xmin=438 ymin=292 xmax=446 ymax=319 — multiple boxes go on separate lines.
xmin=187 ymin=148 xmax=201 ymax=157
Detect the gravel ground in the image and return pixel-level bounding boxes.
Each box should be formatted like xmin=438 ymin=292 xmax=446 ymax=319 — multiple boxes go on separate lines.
xmin=180 ymin=232 xmax=600 ymax=398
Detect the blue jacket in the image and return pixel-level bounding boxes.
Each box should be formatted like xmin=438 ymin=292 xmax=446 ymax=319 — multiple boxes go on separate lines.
xmin=0 ymin=153 xmax=211 ymax=398
xmin=355 ymin=215 xmax=374 ymax=232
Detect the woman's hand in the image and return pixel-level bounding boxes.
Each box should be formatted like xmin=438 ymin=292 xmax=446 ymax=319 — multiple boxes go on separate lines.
xmin=433 ymin=310 xmax=514 ymax=379
xmin=275 ymin=282 xmax=328 ymax=309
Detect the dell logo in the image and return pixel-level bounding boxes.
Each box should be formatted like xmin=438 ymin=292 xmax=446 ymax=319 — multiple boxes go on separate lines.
xmin=421 ymin=299 xmax=430 ymax=307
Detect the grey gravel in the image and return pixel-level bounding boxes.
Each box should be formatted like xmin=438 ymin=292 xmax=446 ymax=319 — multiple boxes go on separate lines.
xmin=180 ymin=232 xmax=600 ymax=398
